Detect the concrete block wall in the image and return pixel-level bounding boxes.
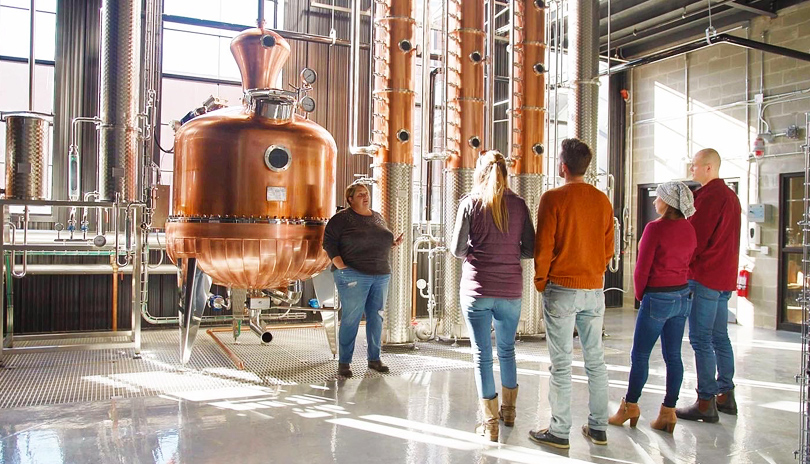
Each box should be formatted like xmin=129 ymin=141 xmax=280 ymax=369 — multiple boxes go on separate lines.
xmin=624 ymin=2 xmax=810 ymax=329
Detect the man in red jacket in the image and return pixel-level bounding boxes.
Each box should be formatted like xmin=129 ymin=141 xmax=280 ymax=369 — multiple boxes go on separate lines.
xmin=675 ymin=148 xmax=741 ymax=423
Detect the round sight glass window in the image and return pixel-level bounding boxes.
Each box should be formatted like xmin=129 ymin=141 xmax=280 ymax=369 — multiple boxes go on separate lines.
xmin=265 ymin=146 xmax=291 ymax=172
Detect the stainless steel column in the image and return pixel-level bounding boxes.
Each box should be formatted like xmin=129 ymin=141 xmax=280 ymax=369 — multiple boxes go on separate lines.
xmin=568 ymin=0 xmax=600 ymax=182
xmin=98 ymin=0 xmax=142 ymax=201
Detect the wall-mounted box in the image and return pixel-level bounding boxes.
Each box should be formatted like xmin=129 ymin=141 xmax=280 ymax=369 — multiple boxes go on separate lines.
xmin=747 ymin=203 xmax=770 ymax=223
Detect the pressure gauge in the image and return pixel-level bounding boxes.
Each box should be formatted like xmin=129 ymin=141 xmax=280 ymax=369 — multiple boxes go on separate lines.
xmin=300 ymin=96 xmax=316 ymax=113
xmin=300 ymin=68 xmax=317 ymax=85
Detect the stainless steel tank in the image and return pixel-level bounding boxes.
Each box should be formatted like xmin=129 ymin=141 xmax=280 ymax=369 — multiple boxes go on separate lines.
xmin=2 ymin=112 xmax=51 ymax=200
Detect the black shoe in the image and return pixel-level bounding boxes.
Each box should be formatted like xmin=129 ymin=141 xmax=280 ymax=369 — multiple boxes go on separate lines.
xmin=581 ymin=425 xmax=607 ymax=445
xmin=716 ymin=388 xmax=738 ymax=415
xmin=675 ymin=397 xmax=719 ymax=423
xmin=338 ymin=363 xmax=352 ymax=378
xmin=528 ymin=428 xmax=570 ymax=449
xmin=367 ymin=360 xmax=389 ymax=373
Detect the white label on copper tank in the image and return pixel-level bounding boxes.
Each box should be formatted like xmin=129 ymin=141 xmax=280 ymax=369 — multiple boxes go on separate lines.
xmin=267 ymin=186 xmax=287 ymax=201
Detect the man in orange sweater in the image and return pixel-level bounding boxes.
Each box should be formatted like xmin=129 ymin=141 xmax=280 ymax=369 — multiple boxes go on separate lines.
xmin=528 ymin=138 xmax=615 ymax=450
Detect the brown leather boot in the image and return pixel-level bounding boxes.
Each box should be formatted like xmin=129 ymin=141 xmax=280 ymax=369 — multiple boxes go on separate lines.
xmin=650 ymin=404 xmax=677 ymax=433
xmin=716 ymin=388 xmax=738 ymax=415
xmin=499 ymin=385 xmax=518 ymax=426
xmin=609 ymin=398 xmax=640 ymax=427
xmin=675 ymin=397 xmax=719 ymax=423
xmin=476 ymin=396 xmax=499 ymax=442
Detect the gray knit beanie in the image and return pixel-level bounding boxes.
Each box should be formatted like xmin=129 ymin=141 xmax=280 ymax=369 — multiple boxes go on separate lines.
xmin=656 ymin=181 xmax=696 ymax=218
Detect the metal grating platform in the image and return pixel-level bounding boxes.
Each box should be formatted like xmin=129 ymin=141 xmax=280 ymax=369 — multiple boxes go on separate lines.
xmin=0 ymin=328 xmax=621 ymax=409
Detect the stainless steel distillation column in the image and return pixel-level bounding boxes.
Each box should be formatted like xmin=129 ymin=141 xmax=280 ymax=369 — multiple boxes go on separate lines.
xmin=568 ymin=0 xmax=599 ymax=183
xmin=370 ymin=0 xmax=416 ymax=344
xmin=508 ymin=0 xmax=547 ymax=335
xmin=442 ymin=0 xmax=486 ymax=339
xmin=98 ymin=0 xmax=141 ymax=202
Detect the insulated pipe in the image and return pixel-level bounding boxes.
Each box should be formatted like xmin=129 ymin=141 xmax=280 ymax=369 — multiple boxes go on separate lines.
xmin=568 ymin=0 xmax=600 ymax=183
xmin=98 ymin=0 xmax=142 ymax=201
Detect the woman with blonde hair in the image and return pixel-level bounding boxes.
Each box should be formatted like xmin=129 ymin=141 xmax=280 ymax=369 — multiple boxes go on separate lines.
xmin=451 ymin=150 xmax=535 ymax=441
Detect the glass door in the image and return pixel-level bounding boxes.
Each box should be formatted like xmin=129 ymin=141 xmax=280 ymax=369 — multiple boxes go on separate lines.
xmin=779 ymin=172 xmax=804 ymax=331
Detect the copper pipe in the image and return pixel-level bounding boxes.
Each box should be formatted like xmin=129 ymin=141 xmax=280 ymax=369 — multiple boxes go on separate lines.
xmin=371 ymin=0 xmax=416 ymax=164
xmin=511 ymin=0 xmax=546 ymax=175
xmin=446 ymin=0 xmax=485 ymax=170
xmin=206 ymin=328 xmax=245 ymax=370
xmin=111 ymin=255 xmax=118 ymax=331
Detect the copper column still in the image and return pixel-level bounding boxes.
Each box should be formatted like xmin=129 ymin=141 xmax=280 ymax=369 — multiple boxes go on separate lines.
xmin=509 ymin=0 xmax=547 ymax=335
xmin=166 ymin=28 xmax=337 ymax=363
xmin=442 ymin=0 xmax=486 ymax=339
xmin=371 ymin=0 xmax=416 ymax=344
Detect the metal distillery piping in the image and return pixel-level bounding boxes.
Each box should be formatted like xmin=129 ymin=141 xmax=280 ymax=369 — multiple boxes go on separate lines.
xmin=370 ymin=0 xmax=417 ymax=344
xmin=442 ymin=0 xmax=486 ymax=339
xmin=509 ymin=0 xmax=547 ymax=336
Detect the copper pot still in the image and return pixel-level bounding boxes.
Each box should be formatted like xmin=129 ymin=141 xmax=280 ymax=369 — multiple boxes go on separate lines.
xmin=166 ymin=28 xmax=337 ymax=290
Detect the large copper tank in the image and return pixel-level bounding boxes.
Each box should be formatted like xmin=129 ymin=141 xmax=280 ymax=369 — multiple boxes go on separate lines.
xmin=166 ymin=28 xmax=337 ymax=290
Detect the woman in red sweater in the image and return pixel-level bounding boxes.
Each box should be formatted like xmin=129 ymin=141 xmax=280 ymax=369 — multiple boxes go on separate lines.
xmin=609 ymin=181 xmax=696 ymax=433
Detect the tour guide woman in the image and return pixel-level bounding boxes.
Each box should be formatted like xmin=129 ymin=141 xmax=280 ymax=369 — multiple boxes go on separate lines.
xmin=323 ymin=183 xmax=403 ymax=378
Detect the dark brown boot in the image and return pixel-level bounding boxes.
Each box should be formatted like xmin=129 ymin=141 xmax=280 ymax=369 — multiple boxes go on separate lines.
xmin=675 ymin=397 xmax=719 ymax=423
xmin=716 ymin=388 xmax=738 ymax=415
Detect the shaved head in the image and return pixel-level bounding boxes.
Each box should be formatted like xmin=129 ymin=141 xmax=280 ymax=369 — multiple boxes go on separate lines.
xmin=695 ymin=148 xmax=721 ymax=169
xmin=691 ymin=148 xmax=721 ymax=186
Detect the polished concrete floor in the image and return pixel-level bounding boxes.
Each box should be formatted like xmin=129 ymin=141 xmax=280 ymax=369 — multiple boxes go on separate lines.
xmin=0 ymin=307 xmax=803 ymax=464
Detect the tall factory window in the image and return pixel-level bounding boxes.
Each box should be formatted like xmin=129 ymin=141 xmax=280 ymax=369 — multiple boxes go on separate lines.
xmin=0 ymin=0 xmax=57 ymax=194
xmin=158 ymin=0 xmax=283 ymax=185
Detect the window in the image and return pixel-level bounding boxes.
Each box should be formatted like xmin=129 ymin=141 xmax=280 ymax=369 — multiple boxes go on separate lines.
xmin=0 ymin=0 xmax=57 ymax=61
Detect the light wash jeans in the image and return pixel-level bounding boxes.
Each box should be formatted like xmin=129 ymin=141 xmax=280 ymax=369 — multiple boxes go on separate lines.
xmin=333 ymin=268 xmax=391 ymax=364
xmin=687 ymin=280 xmax=735 ymax=399
xmin=460 ymin=295 xmax=522 ymax=400
xmin=626 ymin=288 xmax=691 ymax=407
xmin=543 ymin=282 xmax=609 ymax=439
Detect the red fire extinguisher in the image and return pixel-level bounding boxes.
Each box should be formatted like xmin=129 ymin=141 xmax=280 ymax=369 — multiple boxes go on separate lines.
xmin=737 ymin=268 xmax=751 ymax=298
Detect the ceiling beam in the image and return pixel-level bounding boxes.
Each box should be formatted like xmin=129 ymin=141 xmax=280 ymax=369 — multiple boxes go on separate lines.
xmin=727 ymin=1 xmax=778 ymax=18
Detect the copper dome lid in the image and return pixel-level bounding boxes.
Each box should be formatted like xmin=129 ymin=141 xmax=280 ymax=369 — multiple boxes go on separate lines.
xmin=230 ymin=28 xmax=290 ymax=91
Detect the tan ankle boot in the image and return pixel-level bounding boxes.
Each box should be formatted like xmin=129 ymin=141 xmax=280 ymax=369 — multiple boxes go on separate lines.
xmin=499 ymin=385 xmax=518 ymax=426
xmin=476 ymin=396 xmax=499 ymax=442
xmin=650 ymin=404 xmax=677 ymax=433
xmin=608 ymin=398 xmax=640 ymax=427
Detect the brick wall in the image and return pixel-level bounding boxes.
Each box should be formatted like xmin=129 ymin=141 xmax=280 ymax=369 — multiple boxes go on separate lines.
xmin=625 ymin=2 xmax=810 ymax=329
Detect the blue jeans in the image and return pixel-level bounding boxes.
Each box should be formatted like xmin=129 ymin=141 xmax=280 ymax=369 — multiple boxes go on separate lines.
xmin=626 ymin=288 xmax=690 ymax=408
xmin=460 ymin=296 xmax=522 ymax=400
xmin=542 ymin=283 xmax=609 ymax=439
xmin=334 ymin=268 xmax=391 ymax=364
xmin=687 ymin=280 xmax=735 ymax=399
